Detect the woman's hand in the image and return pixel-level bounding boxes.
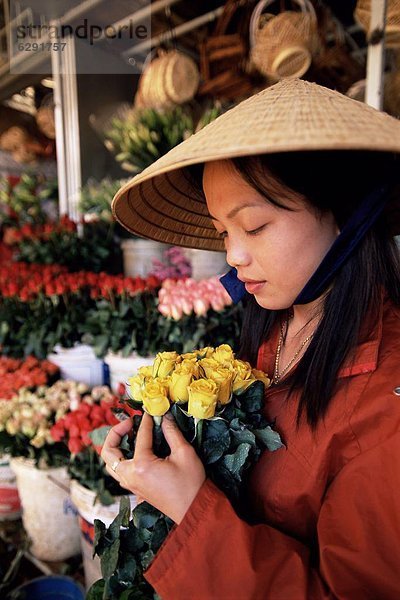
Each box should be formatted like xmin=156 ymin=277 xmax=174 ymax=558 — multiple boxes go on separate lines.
xmin=101 ymin=413 xmax=206 ymax=524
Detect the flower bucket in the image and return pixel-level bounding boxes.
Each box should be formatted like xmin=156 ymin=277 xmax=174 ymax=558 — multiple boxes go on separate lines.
xmin=104 ymin=352 xmax=156 ymax=393
xmin=47 ymin=344 xmax=104 ymax=387
xmin=70 ymin=480 xmax=137 ymax=589
xmin=9 ymin=458 xmax=81 ymax=561
xmin=121 ymin=239 xmax=166 ymax=277
xmin=10 ymin=575 xmax=85 ymax=600
xmin=184 ymin=249 xmax=228 ymax=280
xmin=0 ymin=454 xmax=21 ymax=521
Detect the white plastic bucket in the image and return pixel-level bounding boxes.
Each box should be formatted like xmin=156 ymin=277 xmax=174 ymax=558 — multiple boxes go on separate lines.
xmin=104 ymin=352 xmax=156 ymax=393
xmin=0 ymin=454 xmax=21 ymax=520
xmin=47 ymin=344 xmax=104 ymax=387
xmin=10 ymin=457 xmax=81 ymax=561
xmin=70 ymin=480 xmax=137 ymax=589
xmin=121 ymin=239 xmax=166 ymax=277
xmin=184 ymin=249 xmax=228 ymax=280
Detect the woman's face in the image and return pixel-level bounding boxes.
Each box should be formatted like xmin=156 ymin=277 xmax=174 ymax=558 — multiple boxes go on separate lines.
xmin=203 ymin=159 xmax=339 ymax=310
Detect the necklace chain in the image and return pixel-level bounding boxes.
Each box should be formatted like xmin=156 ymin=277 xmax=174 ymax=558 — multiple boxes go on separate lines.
xmin=273 ymin=319 xmax=314 ymax=385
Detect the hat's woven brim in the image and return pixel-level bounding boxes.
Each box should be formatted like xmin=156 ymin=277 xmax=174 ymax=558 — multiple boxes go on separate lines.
xmin=113 ymin=79 xmax=400 ymax=251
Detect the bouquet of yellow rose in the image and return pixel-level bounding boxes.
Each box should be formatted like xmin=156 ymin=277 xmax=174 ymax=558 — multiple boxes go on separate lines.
xmin=88 ymin=345 xmax=283 ymax=600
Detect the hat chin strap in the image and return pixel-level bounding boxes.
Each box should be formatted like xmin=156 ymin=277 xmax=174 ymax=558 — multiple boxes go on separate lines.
xmin=220 ymin=184 xmax=389 ymax=306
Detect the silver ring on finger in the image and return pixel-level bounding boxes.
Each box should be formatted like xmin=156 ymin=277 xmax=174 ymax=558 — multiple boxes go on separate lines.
xmin=111 ymin=457 xmax=125 ymax=472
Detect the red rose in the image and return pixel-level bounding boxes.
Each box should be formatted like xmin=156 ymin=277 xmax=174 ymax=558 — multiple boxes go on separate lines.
xmin=68 ymin=437 xmax=84 ymax=455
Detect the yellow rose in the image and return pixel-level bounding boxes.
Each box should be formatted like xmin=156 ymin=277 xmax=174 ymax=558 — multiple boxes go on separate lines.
xmin=232 ymin=359 xmax=256 ymax=394
xmin=198 ymin=357 xmax=220 ymax=378
xmin=152 ymin=351 xmax=180 ymax=378
xmin=188 ymin=379 xmax=218 ymax=419
xmin=251 ymin=368 xmax=271 ymax=389
xmin=181 ymin=351 xmax=198 ymax=362
xmin=142 ymin=380 xmax=170 ymax=416
xmin=213 ymin=344 xmax=234 ymax=366
xmin=138 ymin=365 xmax=153 ymax=378
xmin=169 ymin=361 xmax=198 ymax=403
xmin=208 ymin=365 xmax=234 ymax=405
xmin=196 ymin=346 xmax=215 ymax=358
xmin=127 ymin=373 xmax=148 ymax=402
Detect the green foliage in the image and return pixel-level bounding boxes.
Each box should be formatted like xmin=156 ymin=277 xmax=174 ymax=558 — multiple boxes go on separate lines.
xmin=157 ymin=304 xmax=243 ymax=355
xmin=0 ymin=293 xmax=91 ymax=359
xmin=105 ymin=107 xmax=194 ymax=174
xmin=15 ymin=221 xmax=123 ymax=274
xmin=79 ymin=177 xmax=128 ymax=223
xmin=89 ymin=381 xmax=284 ymax=599
xmin=81 ymin=291 xmax=162 ymax=359
xmin=0 ymin=172 xmax=58 ymax=226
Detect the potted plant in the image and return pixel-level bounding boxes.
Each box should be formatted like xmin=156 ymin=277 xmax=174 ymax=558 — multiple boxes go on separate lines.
xmin=49 ymin=385 xmax=138 ymax=589
xmin=0 ymin=380 xmax=88 ymax=561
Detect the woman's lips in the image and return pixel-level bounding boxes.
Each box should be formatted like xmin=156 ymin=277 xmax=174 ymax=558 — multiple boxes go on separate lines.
xmin=244 ymin=281 xmax=266 ymax=294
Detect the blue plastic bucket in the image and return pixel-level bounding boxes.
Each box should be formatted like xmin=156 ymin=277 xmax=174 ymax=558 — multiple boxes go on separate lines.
xmin=11 ymin=575 xmax=85 ymax=599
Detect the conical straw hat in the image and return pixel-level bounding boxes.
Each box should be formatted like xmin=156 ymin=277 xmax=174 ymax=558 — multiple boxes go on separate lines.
xmin=113 ymin=78 xmax=400 ymax=251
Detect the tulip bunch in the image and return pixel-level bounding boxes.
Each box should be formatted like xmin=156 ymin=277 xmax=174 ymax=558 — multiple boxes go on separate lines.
xmin=157 ymin=277 xmax=232 ymax=320
xmin=127 ymin=345 xmax=270 ymax=425
xmin=0 ymin=380 xmax=89 ymax=467
xmin=0 ymin=355 xmax=59 ymax=400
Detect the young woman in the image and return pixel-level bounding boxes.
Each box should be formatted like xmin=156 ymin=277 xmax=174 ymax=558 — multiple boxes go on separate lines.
xmin=102 ymin=79 xmax=400 ymax=599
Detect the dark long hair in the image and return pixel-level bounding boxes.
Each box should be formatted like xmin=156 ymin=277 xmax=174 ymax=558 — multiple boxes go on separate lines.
xmin=231 ymin=151 xmax=400 ymax=427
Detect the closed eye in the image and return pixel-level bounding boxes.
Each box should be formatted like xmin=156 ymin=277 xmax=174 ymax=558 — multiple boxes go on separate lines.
xmin=246 ymin=224 xmax=267 ymax=236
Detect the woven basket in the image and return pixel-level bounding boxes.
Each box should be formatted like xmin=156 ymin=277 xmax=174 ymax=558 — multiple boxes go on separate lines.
xmin=135 ymin=50 xmax=199 ymax=110
xmin=250 ymin=0 xmax=318 ymax=80
xmin=36 ymin=106 xmax=56 ymax=139
xmin=355 ymin=0 xmax=400 ymax=47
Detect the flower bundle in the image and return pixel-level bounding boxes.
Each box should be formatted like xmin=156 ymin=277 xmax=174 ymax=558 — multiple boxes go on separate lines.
xmin=49 ymin=385 xmax=134 ymax=504
xmin=157 ymin=277 xmax=232 ymax=319
xmin=0 ymin=380 xmax=89 ymax=467
xmin=0 ymin=172 xmax=58 ymax=227
xmin=90 ymin=345 xmax=283 ymax=599
xmin=0 ymin=355 xmax=59 ymax=399
xmin=156 ymin=277 xmax=243 ymax=354
xmin=2 ymin=215 xmax=76 ymax=246
xmin=149 ymin=246 xmax=192 ymax=280
xmin=0 ymin=261 xmax=160 ymax=358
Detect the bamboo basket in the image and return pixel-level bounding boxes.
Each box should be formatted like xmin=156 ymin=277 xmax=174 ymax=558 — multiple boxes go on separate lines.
xmin=355 ymin=0 xmax=400 ymax=48
xmin=250 ymin=0 xmax=319 ymax=80
xmin=135 ymin=50 xmax=199 ymax=110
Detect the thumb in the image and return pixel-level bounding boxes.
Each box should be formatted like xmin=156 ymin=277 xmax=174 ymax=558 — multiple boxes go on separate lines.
xmin=161 ymin=413 xmax=188 ymax=452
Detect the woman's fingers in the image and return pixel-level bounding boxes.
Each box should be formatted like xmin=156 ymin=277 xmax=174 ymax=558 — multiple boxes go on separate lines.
xmin=101 ymin=418 xmax=133 ymax=467
xmin=161 ymin=413 xmax=188 ymax=453
xmin=134 ymin=412 xmax=156 ymax=457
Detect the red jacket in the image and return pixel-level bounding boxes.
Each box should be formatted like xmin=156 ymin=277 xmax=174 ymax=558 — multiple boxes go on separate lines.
xmin=145 ymin=297 xmax=400 ymax=599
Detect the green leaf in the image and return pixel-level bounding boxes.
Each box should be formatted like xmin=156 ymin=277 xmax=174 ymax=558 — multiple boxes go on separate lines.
xmin=118 ymin=553 xmax=137 ymax=585
xmin=254 ymin=426 xmax=285 ymax=452
xmin=132 ymin=502 xmax=162 ymax=530
xmin=101 ymin=538 xmax=121 ymax=579
xmin=86 ymin=579 xmax=105 ymax=599
xmin=202 ymin=420 xmax=230 ymax=464
xmin=238 ymin=380 xmax=265 ymax=412
xmin=221 ymin=443 xmax=251 ymax=481
xmin=88 ymin=425 xmax=112 ymax=447
xmin=93 ymin=519 xmax=106 ymax=557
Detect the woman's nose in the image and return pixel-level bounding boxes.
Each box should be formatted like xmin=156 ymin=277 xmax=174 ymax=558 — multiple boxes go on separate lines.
xmin=225 ymin=240 xmax=251 ymax=268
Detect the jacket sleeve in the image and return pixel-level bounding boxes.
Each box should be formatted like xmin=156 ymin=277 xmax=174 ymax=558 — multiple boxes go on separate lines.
xmin=144 ymin=432 xmax=400 ymax=600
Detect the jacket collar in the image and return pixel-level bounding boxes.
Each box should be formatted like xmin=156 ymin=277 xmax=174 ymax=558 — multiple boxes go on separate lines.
xmin=257 ymin=296 xmax=384 ymax=381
